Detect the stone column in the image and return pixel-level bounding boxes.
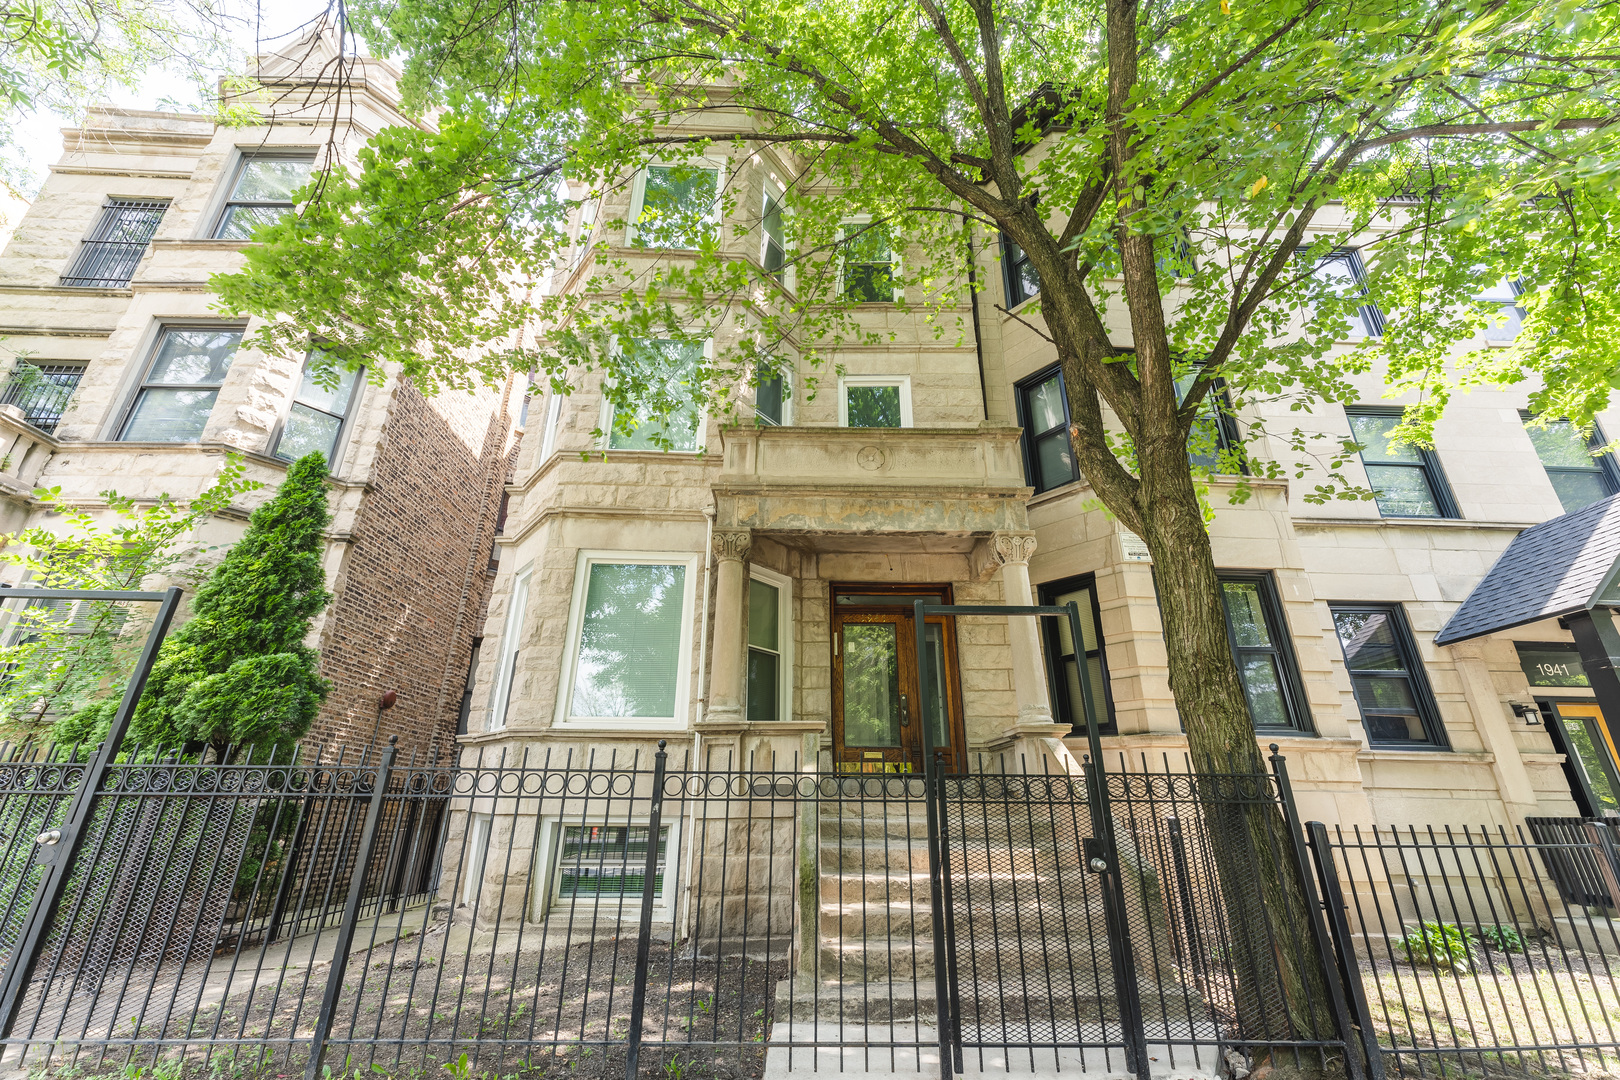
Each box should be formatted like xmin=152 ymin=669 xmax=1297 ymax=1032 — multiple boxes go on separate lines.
xmin=704 ymin=529 xmax=752 ymax=729
xmin=991 ymin=532 xmax=1063 ymax=738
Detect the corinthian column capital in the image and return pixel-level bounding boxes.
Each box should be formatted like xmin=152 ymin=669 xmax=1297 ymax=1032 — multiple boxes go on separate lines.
xmin=990 ymin=531 xmax=1038 ymax=567
xmin=713 ymin=530 xmax=752 ymax=563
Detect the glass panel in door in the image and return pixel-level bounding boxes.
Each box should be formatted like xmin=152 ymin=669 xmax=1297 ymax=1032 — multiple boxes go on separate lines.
xmin=835 ymin=614 xmax=911 ymax=772
xmin=1552 ymin=702 xmax=1620 ymax=816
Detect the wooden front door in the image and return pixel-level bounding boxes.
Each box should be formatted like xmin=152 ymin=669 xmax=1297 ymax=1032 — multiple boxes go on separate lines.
xmin=831 ymin=585 xmax=966 ymax=773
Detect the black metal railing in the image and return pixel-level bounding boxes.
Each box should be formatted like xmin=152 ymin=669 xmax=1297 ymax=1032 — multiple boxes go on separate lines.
xmin=1310 ymin=821 xmax=1620 ymax=1079
xmin=59 ymin=199 xmax=167 ymax=288
xmin=0 ymin=363 xmax=84 ymax=433
xmin=0 ymin=736 xmax=1360 ymax=1080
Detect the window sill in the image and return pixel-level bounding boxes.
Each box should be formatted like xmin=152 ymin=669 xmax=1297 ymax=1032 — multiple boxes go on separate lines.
xmin=1292 ymin=516 xmax=1535 ymax=531
xmin=1357 ymin=745 xmax=1468 ymax=759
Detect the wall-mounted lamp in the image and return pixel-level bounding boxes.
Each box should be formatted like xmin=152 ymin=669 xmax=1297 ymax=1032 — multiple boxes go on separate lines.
xmin=1510 ymin=701 xmax=1543 ymax=725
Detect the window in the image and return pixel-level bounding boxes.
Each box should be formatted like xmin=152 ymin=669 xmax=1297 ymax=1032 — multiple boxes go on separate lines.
xmin=1016 ymin=366 xmax=1079 ymax=493
xmin=754 ymin=358 xmax=788 ymax=426
xmin=462 ymin=813 xmax=492 ymax=905
xmin=1310 ymin=249 xmax=1385 ymax=339
xmin=487 ymin=567 xmax=531 ymax=731
xmin=839 ymin=376 xmax=911 ymax=429
xmin=1522 ymin=412 xmax=1620 ymax=514
xmin=273 ymin=352 xmax=361 ymax=465
xmin=1038 ymin=575 xmax=1114 ymax=735
xmin=1217 ymin=573 xmax=1312 ymax=732
xmin=119 ymin=327 xmax=241 ymax=442
xmin=605 ymin=338 xmax=705 ymax=451
xmin=628 ymin=163 xmax=720 ymax=249
xmin=1174 ymin=371 xmax=1245 ymax=473
xmin=1002 ymin=234 xmax=1040 ymax=307
xmin=1346 ymin=408 xmax=1458 ymax=518
xmin=761 ymin=180 xmax=786 ymax=277
xmin=61 ymin=199 xmax=168 ymax=287
xmin=539 ymin=392 xmax=564 ymax=459
xmin=1331 ymin=603 xmax=1447 ymax=748
xmin=554 ymin=823 xmax=671 ymax=905
xmin=1477 ymin=278 xmax=1524 ymax=342
xmin=561 ymin=554 xmax=695 ymax=726
xmin=0 ymin=362 xmax=85 ymax=434
xmin=841 ymin=221 xmax=899 ymax=302
xmin=213 ymin=154 xmax=314 ymax=239
xmin=573 ymin=198 xmax=598 ymax=268
xmin=747 ymin=570 xmax=791 ymax=721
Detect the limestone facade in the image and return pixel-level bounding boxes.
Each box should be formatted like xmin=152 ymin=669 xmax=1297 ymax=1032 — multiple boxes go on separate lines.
xmin=0 ymin=37 xmax=519 ymax=755
xmin=470 ymin=111 xmax=1612 ymax=846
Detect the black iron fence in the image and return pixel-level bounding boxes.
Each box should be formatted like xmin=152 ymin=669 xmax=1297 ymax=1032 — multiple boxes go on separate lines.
xmin=1310 ymin=820 xmax=1620 ymax=1079
xmin=0 ymin=363 xmax=85 ymax=434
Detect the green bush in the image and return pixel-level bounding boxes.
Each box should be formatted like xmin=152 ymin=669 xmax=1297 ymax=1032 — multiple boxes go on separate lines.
xmin=1400 ymin=921 xmax=1475 ymax=971
xmin=1478 ymin=923 xmax=1524 ymax=952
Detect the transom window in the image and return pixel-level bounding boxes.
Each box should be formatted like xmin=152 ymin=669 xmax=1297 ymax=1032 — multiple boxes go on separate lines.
xmin=61 ymin=199 xmax=168 ymax=287
xmin=1217 ymin=574 xmax=1312 ymax=732
xmin=1037 ymin=575 xmax=1114 ymax=736
xmin=605 ymin=339 xmax=705 ymax=452
xmin=839 ymin=376 xmax=911 ymax=428
xmin=274 ymin=352 xmax=361 ymax=465
xmin=563 ymin=556 xmax=694 ymax=726
xmin=629 ymin=163 xmax=720 ymax=249
xmin=1310 ymin=249 xmax=1385 ymax=339
xmin=214 ymin=154 xmax=314 ymax=240
xmin=1330 ymin=603 xmax=1447 ymax=748
xmin=841 ymin=221 xmax=899 ymax=303
xmin=1346 ymin=409 xmax=1458 ymax=518
xmin=1002 ymin=234 xmax=1040 ymax=307
xmin=1522 ymin=412 xmax=1620 ymax=514
xmin=120 ymin=327 xmax=241 ymax=442
xmin=1016 ymin=366 xmax=1078 ymax=493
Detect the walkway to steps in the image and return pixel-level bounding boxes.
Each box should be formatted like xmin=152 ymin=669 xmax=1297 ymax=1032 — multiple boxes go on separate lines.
xmin=772 ymin=789 xmax=1222 ymax=1077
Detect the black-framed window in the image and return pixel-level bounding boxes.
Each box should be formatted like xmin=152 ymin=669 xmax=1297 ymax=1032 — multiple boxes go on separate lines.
xmin=61 ymin=199 xmax=168 ymax=287
xmin=1521 ymin=412 xmax=1620 ymax=515
xmin=1217 ymin=572 xmax=1312 ymax=732
xmin=1002 ymin=233 xmax=1040 ymax=307
xmin=0 ymin=361 xmax=85 ymax=433
xmin=1038 ymin=574 xmax=1115 ymax=735
xmin=1015 ymin=365 xmax=1079 ymax=493
xmin=1330 ymin=603 xmax=1448 ymax=748
xmin=214 ymin=154 xmax=314 ymax=240
xmin=1174 ymin=371 xmax=1245 ymax=473
xmin=1477 ymin=277 xmax=1524 ymax=342
xmin=1346 ymin=407 xmax=1459 ymax=518
xmin=755 ymin=358 xmax=786 ymax=426
xmin=1311 ymin=248 xmax=1385 ymax=338
xmin=274 ymin=351 xmax=362 ymax=465
xmin=119 ymin=326 xmax=242 ymax=442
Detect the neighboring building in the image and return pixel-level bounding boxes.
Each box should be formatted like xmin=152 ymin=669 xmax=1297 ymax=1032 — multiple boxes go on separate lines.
xmin=465 ymin=99 xmax=1620 ymax=891
xmin=0 ymin=34 xmax=520 ymax=756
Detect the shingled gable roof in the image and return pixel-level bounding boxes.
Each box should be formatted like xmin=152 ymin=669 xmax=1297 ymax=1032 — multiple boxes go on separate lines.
xmin=1434 ymin=492 xmax=1620 ymax=646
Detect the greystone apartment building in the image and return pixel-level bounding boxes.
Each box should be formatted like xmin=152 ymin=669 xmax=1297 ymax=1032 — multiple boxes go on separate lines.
xmin=462 ymin=107 xmax=1620 ymax=908
xmin=0 ymin=37 xmax=519 ymax=755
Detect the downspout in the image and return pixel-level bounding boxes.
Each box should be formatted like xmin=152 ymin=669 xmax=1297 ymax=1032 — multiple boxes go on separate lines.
xmin=965 ymin=225 xmax=989 ymax=422
xmin=678 ymin=499 xmax=717 ymax=936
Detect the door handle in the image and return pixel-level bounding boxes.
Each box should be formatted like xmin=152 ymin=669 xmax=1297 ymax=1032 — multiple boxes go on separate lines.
xmin=900 ymin=693 xmax=910 ymax=727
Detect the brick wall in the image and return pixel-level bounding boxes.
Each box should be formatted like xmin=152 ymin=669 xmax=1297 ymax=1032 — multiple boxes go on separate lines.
xmin=312 ymin=377 xmax=518 ymax=758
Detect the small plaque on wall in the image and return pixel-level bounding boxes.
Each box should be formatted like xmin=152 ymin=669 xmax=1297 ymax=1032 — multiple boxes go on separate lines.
xmin=1120 ymin=531 xmax=1152 ymax=562
xmin=1515 ymin=642 xmax=1589 ymax=688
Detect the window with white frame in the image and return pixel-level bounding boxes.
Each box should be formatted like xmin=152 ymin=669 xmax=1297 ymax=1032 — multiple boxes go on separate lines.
xmin=604 ymin=338 xmax=705 ymax=451
xmin=1476 ymin=277 xmax=1524 ymax=342
xmin=560 ymin=554 xmax=696 ymax=726
xmin=839 ymin=375 xmax=912 ymax=428
xmin=213 ymin=153 xmax=315 ymax=240
xmin=747 ymin=568 xmax=792 ymax=721
xmin=462 ymin=813 xmax=493 ymax=905
xmin=841 ymin=221 xmax=899 ymax=302
xmin=120 ymin=326 xmax=242 ymax=442
xmin=540 ymin=391 xmax=564 ymax=458
xmin=273 ymin=352 xmax=361 ymax=465
xmin=627 ymin=163 xmax=720 ymax=249
xmin=487 ymin=566 xmax=532 ymax=731
xmin=553 ymin=822 xmax=671 ymax=904
xmin=761 ymin=179 xmax=786 ymax=277
xmin=573 ymin=197 xmax=599 ymax=268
